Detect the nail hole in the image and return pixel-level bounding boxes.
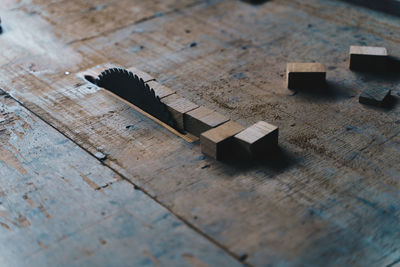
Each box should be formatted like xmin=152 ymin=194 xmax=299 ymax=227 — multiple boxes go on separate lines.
xmin=239 ymin=254 xmax=248 ymax=261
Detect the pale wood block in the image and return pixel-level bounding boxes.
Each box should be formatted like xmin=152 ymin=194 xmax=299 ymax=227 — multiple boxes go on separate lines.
xmin=234 ymin=121 xmax=278 ymax=155
xmin=146 ymin=81 xmax=175 ymax=99
xmin=200 ymin=121 xmax=245 ymax=160
xmin=286 ymin=63 xmax=326 ymax=89
xmin=184 ymin=106 xmax=229 ymax=137
xmin=127 ymin=66 xmax=154 ymax=82
xmin=359 ymin=87 xmax=391 ymax=107
xmin=161 ymin=94 xmax=198 ymax=131
xmin=349 ymin=46 xmax=388 ymax=71
xmin=350 ymin=46 xmax=387 ymax=56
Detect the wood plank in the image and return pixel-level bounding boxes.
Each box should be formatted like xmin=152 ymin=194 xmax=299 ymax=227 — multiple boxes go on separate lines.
xmin=0 ymin=91 xmax=241 ymax=267
xmin=4 ymin=0 xmax=201 ymax=44
xmin=1 ymin=0 xmax=400 ymax=266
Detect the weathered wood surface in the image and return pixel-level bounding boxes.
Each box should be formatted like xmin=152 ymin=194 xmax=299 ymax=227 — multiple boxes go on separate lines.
xmin=1 ymin=0 xmax=400 ymax=266
xmin=340 ymin=0 xmax=400 ymax=17
xmin=0 ymin=92 xmax=241 ymax=267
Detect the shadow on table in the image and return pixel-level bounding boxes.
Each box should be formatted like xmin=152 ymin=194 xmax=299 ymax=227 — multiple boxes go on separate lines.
xmin=221 ymin=145 xmax=299 ymax=173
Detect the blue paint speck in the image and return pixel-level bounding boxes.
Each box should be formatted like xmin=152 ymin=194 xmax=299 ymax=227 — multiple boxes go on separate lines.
xmin=233 ymin=73 xmax=246 ymax=79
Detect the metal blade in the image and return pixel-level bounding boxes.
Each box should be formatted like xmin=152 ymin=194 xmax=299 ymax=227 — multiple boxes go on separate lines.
xmin=95 ymin=68 xmax=176 ymax=128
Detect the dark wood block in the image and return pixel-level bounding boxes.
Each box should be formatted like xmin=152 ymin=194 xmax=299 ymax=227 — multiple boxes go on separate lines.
xmin=359 ymin=87 xmax=391 ymax=107
xmin=200 ymin=121 xmax=245 ymax=160
xmin=286 ymin=63 xmax=326 ymax=89
xmin=184 ymin=106 xmax=229 ymax=137
xmin=349 ymin=46 xmax=388 ymax=71
xmin=234 ymin=121 xmax=279 ymax=155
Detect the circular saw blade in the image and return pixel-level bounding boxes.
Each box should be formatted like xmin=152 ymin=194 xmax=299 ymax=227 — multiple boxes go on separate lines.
xmin=95 ymin=68 xmax=176 ymax=129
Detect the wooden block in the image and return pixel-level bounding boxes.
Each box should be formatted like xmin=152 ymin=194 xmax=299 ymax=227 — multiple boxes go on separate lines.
xmin=349 ymin=46 xmax=388 ymax=71
xmin=286 ymin=63 xmax=326 ymax=89
xmin=184 ymin=106 xmax=229 ymax=137
xmin=146 ymin=81 xmax=175 ymax=99
xmin=200 ymin=121 xmax=245 ymax=160
xmin=234 ymin=121 xmax=278 ymax=155
xmin=161 ymin=94 xmax=198 ymax=131
xmin=127 ymin=66 xmax=154 ymax=82
xmin=359 ymin=87 xmax=391 ymax=107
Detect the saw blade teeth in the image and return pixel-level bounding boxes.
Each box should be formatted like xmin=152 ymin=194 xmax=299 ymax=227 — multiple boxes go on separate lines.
xmin=150 ymin=88 xmax=156 ymax=98
xmin=94 ymin=67 xmax=177 ymax=128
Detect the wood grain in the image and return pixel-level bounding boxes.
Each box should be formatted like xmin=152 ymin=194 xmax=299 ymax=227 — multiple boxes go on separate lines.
xmin=0 ymin=91 xmax=241 ymax=267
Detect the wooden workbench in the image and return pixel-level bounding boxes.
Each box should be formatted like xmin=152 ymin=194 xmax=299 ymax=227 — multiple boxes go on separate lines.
xmin=0 ymin=0 xmax=399 ymax=266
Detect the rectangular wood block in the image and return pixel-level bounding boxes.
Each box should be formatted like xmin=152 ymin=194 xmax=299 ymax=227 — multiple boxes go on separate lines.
xmin=127 ymin=66 xmax=154 ymax=82
xmin=161 ymin=94 xmax=198 ymax=131
xmin=349 ymin=46 xmax=388 ymax=71
xmin=184 ymin=106 xmax=229 ymax=137
xmin=146 ymin=81 xmax=176 ymax=99
xmin=234 ymin=121 xmax=278 ymax=155
xmin=286 ymin=63 xmax=326 ymax=89
xmin=200 ymin=121 xmax=245 ymax=160
xmin=359 ymin=87 xmax=391 ymax=107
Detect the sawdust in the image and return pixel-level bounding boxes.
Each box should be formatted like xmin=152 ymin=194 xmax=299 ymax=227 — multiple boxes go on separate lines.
xmin=288 ymin=133 xmax=327 ymax=155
